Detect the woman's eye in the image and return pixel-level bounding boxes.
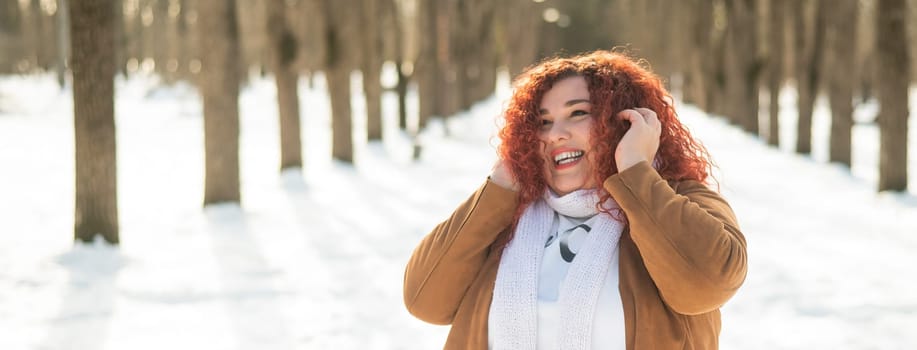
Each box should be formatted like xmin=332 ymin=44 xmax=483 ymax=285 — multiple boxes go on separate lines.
xmin=539 ymin=119 xmax=553 ymax=130
xmin=571 ymin=110 xmax=589 ymax=117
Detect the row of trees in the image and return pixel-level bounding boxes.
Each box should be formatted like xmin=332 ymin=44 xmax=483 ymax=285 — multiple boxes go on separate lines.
xmin=590 ymin=0 xmax=912 ymax=193
xmin=0 ymin=0 xmax=913 ymax=243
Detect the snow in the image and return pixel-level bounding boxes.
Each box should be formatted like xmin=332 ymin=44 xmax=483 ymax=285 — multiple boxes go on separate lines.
xmin=1 ymin=69 xmax=916 ymax=350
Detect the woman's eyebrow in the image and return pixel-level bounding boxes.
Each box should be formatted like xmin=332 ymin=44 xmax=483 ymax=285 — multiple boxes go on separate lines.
xmin=565 ymin=99 xmax=590 ymax=106
xmin=539 ymin=99 xmax=591 ymax=115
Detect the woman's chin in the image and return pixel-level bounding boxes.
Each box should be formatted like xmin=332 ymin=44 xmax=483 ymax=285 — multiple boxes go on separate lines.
xmin=548 ymin=184 xmax=581 ymax=197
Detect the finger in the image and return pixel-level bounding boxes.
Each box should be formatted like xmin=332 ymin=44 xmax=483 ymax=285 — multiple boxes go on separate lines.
xmin=634 ymin=107 xmax=661 ymax=130
xmin=633 ymin=107 xmax=658 ymax=122
xmin=618 ymin=109 xmax=646 ymax=126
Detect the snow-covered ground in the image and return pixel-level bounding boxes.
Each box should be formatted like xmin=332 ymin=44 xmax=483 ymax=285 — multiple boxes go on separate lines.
xmin=1 ymin=69 xmax=916 ymax=350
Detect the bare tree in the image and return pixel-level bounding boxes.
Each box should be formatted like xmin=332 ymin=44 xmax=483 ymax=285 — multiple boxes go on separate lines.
xmin=0 ymin=0 xmax=24 ymax=73
xmin=34 ymin=0 xmax=58 ymax=70
xmin=266 ymin=0 xmax=302 ymax=170
xmin=198 ymin=0 xmax=241 ymax=204
xmin=645 ymin=0 xmax=679 ymax=83
xmin=856 ymin=0 xmax=877 ymax=104
xmin=498 ymin=0 xmax=541 ymax=78
xmin=684 ymin=0 xmax=716 ymax=111
xmin=876 ymin=0 xmax=910 ymax=191
xmin=236 ymin=0 xmax=266 ymax=84
xmin=139 ymin=0 xmax=155 ymax=69
xmin=152 ymin=0 xmax=169 ymax=78
xmin=415 ymin=0 xmax=439 ymax=130
xmin=450 ymin=0 xmax=497 ymax=110
xmin=70 ymin=0 xmax=119 ymax=243
xmin=791 ymin=0 xmax=825 ymax=155
xmin=361 ymin=0 xmax=384 ymax=141
xmin=414 ymin=0 xmax=469 ymax=134
xmin=22 ymin=0 xmax=42 ymax=71
xmin=0 ymin=0 xmax=21 ymax=35
xmin=436 ymin=0 xmax=460 ymax=132
xmin=764 ymin=0 xmax=784 ymax=146
xmin=824 ymin=0 xmax=858 ymax=167
xmin=320 ymin=0 xmax=359 ymax=163
xmin=125 ymin=0 xmax=144 ymax=73
xmin=158 ymin=0 xmax=185 ymax=83
xmin=724 ymin=0 xmax=762 ymax=134
xmin=910 ymin=0 xmax=917 ymax=82
xmin=55 ymin=0 xmax=69 ymax=87
xmin=175 ymin=0 xmax=195 ymax=82
xmin=112 ymin=0 xmax=126 ymax=76
xmin=467 ymin=0 xmax=498 ymax=106
xmin=386 ymin=0 xmax=410 ymax=131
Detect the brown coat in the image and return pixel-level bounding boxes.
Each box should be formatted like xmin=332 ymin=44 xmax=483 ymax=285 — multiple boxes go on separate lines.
xmin=404 ymin=161 xmax=747 ymax=349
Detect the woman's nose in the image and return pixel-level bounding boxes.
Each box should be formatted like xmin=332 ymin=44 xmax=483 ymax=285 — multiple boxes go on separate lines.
xmin=547 ymin=121 xmax=571 ymax=143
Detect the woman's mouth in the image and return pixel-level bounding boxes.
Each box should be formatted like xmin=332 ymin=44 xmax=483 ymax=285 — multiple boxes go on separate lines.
xmin=553 ymin=150 xmax=584 ymax=169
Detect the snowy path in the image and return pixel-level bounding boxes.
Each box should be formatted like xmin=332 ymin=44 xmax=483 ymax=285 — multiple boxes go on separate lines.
xmin=1 ymin=74 xmax=916 ymax=349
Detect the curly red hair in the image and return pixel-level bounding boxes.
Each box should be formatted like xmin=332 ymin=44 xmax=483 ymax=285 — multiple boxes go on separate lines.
xmin=498 ymin=50 xmax=715 ymax=222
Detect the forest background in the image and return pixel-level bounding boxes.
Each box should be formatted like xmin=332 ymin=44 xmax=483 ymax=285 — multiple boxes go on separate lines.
xmin=0 ymin=0 xmax=916 ymax=348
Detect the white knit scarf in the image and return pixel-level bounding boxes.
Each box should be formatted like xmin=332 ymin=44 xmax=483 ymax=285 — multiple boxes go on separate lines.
xmin=490 ymin=189 xmax=624 ymax=350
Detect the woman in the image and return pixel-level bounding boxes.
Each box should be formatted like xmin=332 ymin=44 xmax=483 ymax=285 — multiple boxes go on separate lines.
xmin=403 ymin=50 xmax=747 ymax=349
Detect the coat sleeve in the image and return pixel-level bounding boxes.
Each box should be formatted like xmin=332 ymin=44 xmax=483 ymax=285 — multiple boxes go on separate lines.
xmin=603 ymin=161 xmax=747 ymax=315
xmin=403 ymin=179 xmax=519 ymax=325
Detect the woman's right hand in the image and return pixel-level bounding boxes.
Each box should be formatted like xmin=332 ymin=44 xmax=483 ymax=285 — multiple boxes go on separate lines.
xmin=490 ymin=158 xmax=519 ymax=191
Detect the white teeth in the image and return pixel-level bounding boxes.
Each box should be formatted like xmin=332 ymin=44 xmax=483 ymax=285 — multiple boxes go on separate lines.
xmin=554 ymin=151 xmax=584 ymax=164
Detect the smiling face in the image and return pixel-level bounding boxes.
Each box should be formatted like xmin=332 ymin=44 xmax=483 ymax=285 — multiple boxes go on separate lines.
xmin=538 ymin=76 xmax=598 ymax=196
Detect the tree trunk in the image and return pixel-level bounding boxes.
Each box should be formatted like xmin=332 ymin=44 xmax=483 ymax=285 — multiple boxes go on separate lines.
xmin=327 ymin=63 xmax=353 ymax=163
xmin=396 ymin=60 xmax=409 ymax=131
xmin=709 ymin=20 xmax=730 ymax=119
xmin=266 ymin=0 xmax=302 ymax=170
xmin=70 ymin=0 xmax=119 ymax=244
xmin=152 ymin=0 xmax=169 ymax=78
xmin=176 ymin=0 xmax=193 ymax=81
xmin=161 ymin=0 xmax=182 ymax=82
xmin=361 ymin=0 xmax=384 ymax=141
xmin=856 ymin=0 xmax=876 ymax=104
xmin=0 ymin=0 xmax=21 ymax=33
xmin=725 ymin=0 xmax=761 ymax=134
xmin=0 ymin=0 xmax=22 ymax=73
xmin=35 ymin=0 xmax=56 ymax=70
xmin=437 ymin=0 xmax=459 ymax=134
xmin=235 ymin=0 xmax=266 ymax=85
xmin=876 ymin=0 xmax=910 ymax=191
xmin=390 ymin=0 xmax=409 ymax=131
xmin=198 ymin=0 xmax=241 ymax=205
xmin=825 ymin=0 xmax=858 ymax=167
xmin=416 ymin=0 xmax=438 ymax=130
xmin=664 ymin=0 xmax=688 ymax=93
xmin=647 ymin=0 xmax=677 ymax=83
xmin=468 ymin=0 xmax=497 ymax=105
xmin=911 ymin=0 xmax=917 ymax=83
xmin=765 ymin=0 xmax=784 ymax=146
xmin=320 ymin=0 xmax=358 ymax=163
xmin=56 ymin=0 xmax=69 ymax=87
xmin=112 ymin=0 xmax=126 ymax=76
xmin=471 ymin=38 xmax=497 ymax=103
xmin=24 ymin=0 xmax=42 ymax=71
xmin=792 ymin=0 xmax=825 ymax=155
xmin=127 ymin=0 xmax=144 ymax=74
xmin=501 ymin=0 xmax=540 ymax=78
xmin=140 ymin=0 xmax=154 ymax=69
xmin=451 ymin=0 xmax=491 ymax=109
xmin=684 ymin=0 xmax=714 ymax=110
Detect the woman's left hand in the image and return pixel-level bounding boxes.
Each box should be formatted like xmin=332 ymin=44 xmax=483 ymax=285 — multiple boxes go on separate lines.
xmin=615 ymin=107 xmax=661 ymax=172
